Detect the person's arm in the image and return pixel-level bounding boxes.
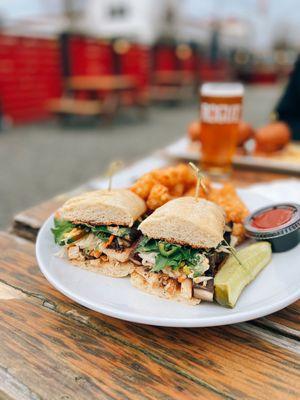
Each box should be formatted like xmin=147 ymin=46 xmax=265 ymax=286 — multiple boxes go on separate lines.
xmin=276 ymin=56 xmax=300 ymax=140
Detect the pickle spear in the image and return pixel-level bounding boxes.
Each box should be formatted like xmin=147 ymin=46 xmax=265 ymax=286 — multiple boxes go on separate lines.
xmin=214 ymin=242 xmax=272 ymax=308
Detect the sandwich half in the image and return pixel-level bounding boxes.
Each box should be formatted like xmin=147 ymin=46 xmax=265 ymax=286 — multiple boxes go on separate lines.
xmin=52 ymin=189 xmax=146 ymax=277
xmin=131 ymin=197 xmax=230 ymax=304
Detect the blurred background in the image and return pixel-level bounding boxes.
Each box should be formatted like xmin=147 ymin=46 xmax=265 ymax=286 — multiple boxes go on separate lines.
xmin=0 ymin=0 xmax=298 ymax=228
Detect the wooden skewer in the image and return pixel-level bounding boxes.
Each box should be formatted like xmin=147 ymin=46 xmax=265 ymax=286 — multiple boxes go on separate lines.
xmin=223 ymin=238 xmax=245 ymax=269
xmin=189 ymin=162 xmax=207 ymax=201
xmin=189 ymin=163 xmax=244 ymax=268
xmin=107 ymin=160 xmax=124 ymax=191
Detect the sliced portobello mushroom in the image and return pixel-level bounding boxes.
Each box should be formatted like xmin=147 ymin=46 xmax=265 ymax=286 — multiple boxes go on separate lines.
xmin=193 ymin=279 xmax=214 ymax=302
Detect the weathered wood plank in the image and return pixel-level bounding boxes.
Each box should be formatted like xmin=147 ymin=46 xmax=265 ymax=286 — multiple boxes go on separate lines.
xmin=253 ymin=301 xmax=300 ymax=339
xmin=12 ymin=195 xmax=68 ymax=241
xmin=11 ymin=184 xmax=93 ymax=242
xmin=0 ymin=366 xmax=43 ymax=400
xmin=0 ymin=232 xmax=299 ymax=400
xmin=1 ymin=293 xmax=224 ymax=400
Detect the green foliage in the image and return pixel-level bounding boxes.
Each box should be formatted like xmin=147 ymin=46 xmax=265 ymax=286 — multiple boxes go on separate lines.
xmin=52 ymin=219 xmax=133 ymax=245
xmin=90 ymin=225 xmax=111 ymax=241
xmin=51 ymin=218 xmax=76 ymax=245
xmin=136 ymin=236 xmax=208 ymax=274
xmin=90 ymin=225 xmax=132 ymax=240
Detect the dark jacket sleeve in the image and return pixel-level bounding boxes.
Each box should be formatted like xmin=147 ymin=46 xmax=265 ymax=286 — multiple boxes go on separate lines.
xmin=276 ymin=56 xmax=300 ymax=140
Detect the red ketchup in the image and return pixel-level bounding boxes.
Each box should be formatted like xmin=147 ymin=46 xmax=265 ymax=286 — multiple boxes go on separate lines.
xmin=245 ymin=203 xmax=300 ymax=252
xmin=251 ymin=208 xmax=293 ymax=229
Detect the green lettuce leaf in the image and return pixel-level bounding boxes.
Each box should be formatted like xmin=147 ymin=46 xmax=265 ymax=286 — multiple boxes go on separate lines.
xmin=51 ymin=218 xmax=76 ymax=245
xmin=136 ymin=236 xmax=208 ymax=273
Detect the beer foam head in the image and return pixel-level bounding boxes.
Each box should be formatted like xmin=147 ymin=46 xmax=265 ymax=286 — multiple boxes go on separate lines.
xmin=201 ymin=83 xmax=244 ymax=97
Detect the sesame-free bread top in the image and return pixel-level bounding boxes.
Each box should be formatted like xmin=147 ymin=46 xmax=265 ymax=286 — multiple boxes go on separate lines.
xmin=59 ymin=189 xmax=146 ymax=227
xmin=139 ymin=197 xmax=225 ymax=248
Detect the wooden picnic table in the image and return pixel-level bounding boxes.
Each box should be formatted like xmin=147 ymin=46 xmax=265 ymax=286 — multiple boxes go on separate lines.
xmin=47 ymin=75 xmax=141 ymax=121
xmin=153 ymin=71 xmax=196 ymax=85
xmin=65 ymin=75 xmax=147 ymax=119
xmin=1 ymin=153 xmax=299 ymax=399
xmin=151 ymin=71 xmax=196 ymax=102
xmin=67 ymin=75 xmax=138 ymax=92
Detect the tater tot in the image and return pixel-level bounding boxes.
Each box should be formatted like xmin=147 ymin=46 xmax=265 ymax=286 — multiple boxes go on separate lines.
xmin=152 ymin=169 xmax=179 ymax=188
xmin=130 ymin=164 xmax=248 ymax=244
xmin=146 ymin=183 xmax=172 ymax=210
xmin=208 ymin=184 xmax=249 ymax=223
xmin=183 ymin=185 xmax=208 ymax=199
xmin=183 ymin=187 xmax=195 ymax=197
xmin=130 ymin=174 xmax=156 ymax=199
xmin=169 ymin=182 xmax=185 ymax=197
xmin=232 ymin=223 xmax=246 ymax=243
xmin=176 ymin=164 xmax=197 ymax=187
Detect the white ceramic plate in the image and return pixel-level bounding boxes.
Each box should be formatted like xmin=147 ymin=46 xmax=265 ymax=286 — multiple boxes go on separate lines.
xmin=36 ymin=190 xmax=300 ymax=327
xmin=164 ymin=138 xmax=300 ymax=174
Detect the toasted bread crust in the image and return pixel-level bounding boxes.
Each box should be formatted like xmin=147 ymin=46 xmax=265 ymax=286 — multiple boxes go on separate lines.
xmin=139 ymin=197 xmax=225 ymax=248
xmin=59 ymin=189 xmax=146 ymax=227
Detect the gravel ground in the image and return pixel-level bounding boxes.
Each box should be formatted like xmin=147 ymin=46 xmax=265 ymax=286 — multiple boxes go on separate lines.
xmin=0 ymin=84 xmax=282 ymax=229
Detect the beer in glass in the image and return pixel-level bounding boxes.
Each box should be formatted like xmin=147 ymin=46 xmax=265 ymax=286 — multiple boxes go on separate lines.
xmin=200 ymin=83 xmax=244 ymax=175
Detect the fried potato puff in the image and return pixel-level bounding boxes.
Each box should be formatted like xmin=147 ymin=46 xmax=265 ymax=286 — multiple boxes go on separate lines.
xmin=146 ymin=183 xmax=173 ymax=210
xmin=207 ymin=184 xmax=249 ymax=223
xmin=131 ymin=164 xmax=197 ymax=209
xmin=232 ymin=223 xmax=246 ymax=243
xmin=130 ymin=165 xmax=248 ymax=225
xmin=130 ymin=174 xmax=156 ymax=200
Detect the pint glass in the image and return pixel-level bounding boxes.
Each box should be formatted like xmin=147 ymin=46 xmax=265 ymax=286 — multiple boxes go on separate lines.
xmin=200 ymin=83 xmax=244 ymax=175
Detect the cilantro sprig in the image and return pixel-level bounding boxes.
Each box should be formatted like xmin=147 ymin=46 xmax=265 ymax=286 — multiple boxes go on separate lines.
xmin=51 ymin=218 xmax=77 ymax=245
xmin=136 ymin=236 xmax=207 ymax=274
xmin=52 ymin=218 xmax=133 ymax=245
xmin=90 ymin=225 xmax=132 ymax=240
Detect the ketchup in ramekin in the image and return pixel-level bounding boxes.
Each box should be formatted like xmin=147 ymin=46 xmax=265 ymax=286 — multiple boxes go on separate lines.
xmin=244 ymin=203 xmax=300 ymax=252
